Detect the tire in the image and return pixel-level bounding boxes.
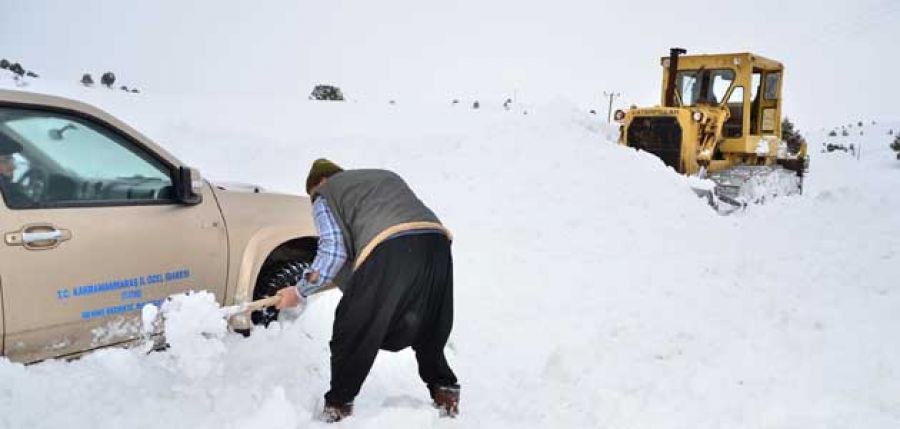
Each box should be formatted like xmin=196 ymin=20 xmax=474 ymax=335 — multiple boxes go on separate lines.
xmin=251 ymin=259 xmax=311 ymax=327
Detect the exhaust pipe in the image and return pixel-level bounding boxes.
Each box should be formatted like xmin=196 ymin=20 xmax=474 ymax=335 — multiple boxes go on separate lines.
xmin=665 ymin=48 xmax=687 ymax=107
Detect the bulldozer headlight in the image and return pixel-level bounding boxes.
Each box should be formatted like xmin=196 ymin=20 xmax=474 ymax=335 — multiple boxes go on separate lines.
xmin=614 ymin=109 xmax=626 ymax=122
xmin=692 ymin=111 xmax=704 ymax=122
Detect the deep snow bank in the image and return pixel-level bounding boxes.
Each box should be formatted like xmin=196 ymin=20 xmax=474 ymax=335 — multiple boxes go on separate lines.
xmin=1 ymin=78 xmax=899 ymax=428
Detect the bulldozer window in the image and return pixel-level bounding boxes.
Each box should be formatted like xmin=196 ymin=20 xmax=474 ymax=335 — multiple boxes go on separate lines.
xmin=751 ymin=72 xmax=762 ymax=102
xmin=750 ymin=72 xmax=763 ymax=134
xmin=710 ymin=71 xmax=734 ymax=105
xmin=677 ymin=72 xmax=700 ymax=105
xmin=723 ymin=87 xmax=744 ymax=138
xmin=764 ymin=73 xmax=781 ymax=100
xmin=675 ymin=69 xmax=735 ymax=107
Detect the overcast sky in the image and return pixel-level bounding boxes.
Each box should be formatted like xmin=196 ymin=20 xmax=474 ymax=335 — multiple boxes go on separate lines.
xmin=2 ymin=0 xmax=898 ymax=129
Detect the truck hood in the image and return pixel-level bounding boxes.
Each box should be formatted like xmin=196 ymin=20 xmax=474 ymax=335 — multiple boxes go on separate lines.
xmin=211 ymin=181 xmax=267 ymax=193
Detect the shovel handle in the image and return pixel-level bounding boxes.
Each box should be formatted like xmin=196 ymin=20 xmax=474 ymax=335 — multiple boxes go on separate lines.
xmin=242 ymin=295 xmax=282 ymax=313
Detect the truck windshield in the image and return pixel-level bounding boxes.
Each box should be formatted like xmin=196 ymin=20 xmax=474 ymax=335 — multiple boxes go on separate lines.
xmin=675 ymin=69 xmax=735 ymax=107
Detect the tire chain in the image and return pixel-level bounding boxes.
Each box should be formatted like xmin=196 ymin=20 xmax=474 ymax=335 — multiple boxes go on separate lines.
xmin=262 ymin=261 xmax=310 ymax=294
xmin=253 ymin=260 xmax=311 ymax=326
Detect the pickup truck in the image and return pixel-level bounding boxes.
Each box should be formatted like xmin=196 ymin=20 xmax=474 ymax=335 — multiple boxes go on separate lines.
xmin=0 ymin=89 xmax=317 ymax=363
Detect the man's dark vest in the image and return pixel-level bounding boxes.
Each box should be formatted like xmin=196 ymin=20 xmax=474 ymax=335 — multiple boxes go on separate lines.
xmin=314 ymin=169 xmax=445 ymax=290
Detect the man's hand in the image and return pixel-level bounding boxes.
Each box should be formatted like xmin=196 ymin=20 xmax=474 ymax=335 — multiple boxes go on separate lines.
xmin=275 ymin=286 xmax=305 ymax=310
xmin=306 ymin=270 xmax=320 ymax=284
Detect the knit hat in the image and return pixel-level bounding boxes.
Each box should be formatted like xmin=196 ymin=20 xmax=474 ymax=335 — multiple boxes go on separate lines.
xmin=305 ymin=158 xmax=344 ymax=195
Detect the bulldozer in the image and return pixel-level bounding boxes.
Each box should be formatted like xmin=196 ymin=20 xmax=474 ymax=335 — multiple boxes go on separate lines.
xmin=615 ymin=48 xmax=808 ymax=211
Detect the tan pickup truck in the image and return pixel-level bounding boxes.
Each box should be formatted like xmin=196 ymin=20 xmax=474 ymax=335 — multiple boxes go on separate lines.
xmin=0 ymin=89 xmax=317 ymax=363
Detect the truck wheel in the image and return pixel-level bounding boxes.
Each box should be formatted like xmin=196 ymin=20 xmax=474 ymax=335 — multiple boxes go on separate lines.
xmin=251 ymin=260 xmax=311 ymax=327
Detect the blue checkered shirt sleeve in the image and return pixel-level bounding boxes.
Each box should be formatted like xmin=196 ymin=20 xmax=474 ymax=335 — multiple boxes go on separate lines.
xmin=296 ymin=196 xmax=348 ymax=297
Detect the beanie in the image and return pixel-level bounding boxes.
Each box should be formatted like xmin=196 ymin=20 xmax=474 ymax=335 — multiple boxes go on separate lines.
xmin=305 ymin=158 xmax=344 ymax=195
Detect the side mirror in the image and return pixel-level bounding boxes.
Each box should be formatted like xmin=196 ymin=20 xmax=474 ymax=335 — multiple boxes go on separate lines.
xmin=48 ymin=123 xmax=77 ymax=141
xmin=175 ymin=166 xmax=203 ymax=205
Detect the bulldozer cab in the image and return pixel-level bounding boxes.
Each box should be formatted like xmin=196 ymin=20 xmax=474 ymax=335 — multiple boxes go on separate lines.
xmin=661 ymin=52 xmax=784 ymax=152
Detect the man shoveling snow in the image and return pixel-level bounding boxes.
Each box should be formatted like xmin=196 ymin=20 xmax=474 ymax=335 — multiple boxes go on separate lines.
xmin=275 ymin=158 xmax=461 ymax=422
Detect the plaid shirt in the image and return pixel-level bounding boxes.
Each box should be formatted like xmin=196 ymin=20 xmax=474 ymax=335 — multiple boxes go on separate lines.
xmin=296 ymin=196 xmax=348 ymax=297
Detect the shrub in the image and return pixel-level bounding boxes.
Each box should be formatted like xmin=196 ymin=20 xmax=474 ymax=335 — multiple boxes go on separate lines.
xmin=100 ymin=72 xmax=116 ymax=88
xmin=890 ymin=135 xmax=900 ymax=155
xmin=309 ymin=85 xmax=344 ymax=101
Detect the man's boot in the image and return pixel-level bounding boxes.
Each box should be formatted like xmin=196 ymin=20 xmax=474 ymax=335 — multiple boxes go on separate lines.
xmin=428 ymin=384 xmax=460 ymax=417
xmin=319 ymin=402 xmax=353 ymax=423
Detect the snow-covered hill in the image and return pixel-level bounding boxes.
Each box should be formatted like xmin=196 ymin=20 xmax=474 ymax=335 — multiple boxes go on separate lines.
xmin=1 ymin=78 xmax=899 ymax=428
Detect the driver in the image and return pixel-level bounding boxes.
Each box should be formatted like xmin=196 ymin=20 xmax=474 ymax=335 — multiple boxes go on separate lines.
xmin=0 ymin=131 xmax=33 ymax=207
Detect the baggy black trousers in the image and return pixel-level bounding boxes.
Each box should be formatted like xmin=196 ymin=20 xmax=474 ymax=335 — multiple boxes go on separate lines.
xmin=325 ymin=233 xmax=458 ymax=406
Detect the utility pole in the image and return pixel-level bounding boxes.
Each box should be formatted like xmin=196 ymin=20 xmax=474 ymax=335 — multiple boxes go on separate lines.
xmin=604 ymin=91 xmax=621 ymax=123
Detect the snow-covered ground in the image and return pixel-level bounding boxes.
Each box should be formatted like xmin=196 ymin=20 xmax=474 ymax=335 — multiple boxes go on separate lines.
xmin=1 ymin=77 xmax=899 ymax=428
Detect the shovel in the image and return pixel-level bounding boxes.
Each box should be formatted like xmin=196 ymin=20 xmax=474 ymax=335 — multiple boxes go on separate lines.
xmin=142 ymin=294 xmax=284 ymax=339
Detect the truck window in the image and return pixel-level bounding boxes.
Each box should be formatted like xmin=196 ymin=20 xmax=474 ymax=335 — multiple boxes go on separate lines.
xmin=0 ymin=107 xmax=174 ymax=209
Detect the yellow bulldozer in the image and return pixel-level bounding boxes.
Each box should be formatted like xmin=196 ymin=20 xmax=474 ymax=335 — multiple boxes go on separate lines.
xmin=615 ymin=48 xmax=808 ymax=211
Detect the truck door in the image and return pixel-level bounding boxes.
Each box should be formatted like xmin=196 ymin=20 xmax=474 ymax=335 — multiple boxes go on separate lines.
xmin=0 ymin=275 xmax=4 ymax=356
xmin=0 ymin=105 xmax=227 ymax=362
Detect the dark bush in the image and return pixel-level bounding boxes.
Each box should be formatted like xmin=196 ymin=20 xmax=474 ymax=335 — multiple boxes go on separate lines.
xmin=8 ymin=63 xmax=24 ymax=76
xmin=100 ymin=72 xmax=116 ymax=88
xmin=890 ymin=135 xmax=900 ymax=156
xmin=309 ymin=85 xmax=344 ymax=101
xmin=781 ymin=117 xmax=798 ymax=141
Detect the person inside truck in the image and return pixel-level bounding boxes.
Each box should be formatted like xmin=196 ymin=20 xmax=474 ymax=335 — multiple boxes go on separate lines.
xmin=0 ymin=130 xmax=33 ymax=207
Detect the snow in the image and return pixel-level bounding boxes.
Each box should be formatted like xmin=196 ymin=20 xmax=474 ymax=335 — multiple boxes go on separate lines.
xmin=708 ymin=165 xmax=802 ymax=209
xmin=755 ymin=138 xmax=770 ymax=156
xmin=155 ymin=292 xmax=229 ymax=379
xmin=685 ymin=175 xmax=715 ymax=191
xmin=1 ymin=76 xmax=899 ymax=428
xmin=141 ymin=304 xmax=159 ymax=336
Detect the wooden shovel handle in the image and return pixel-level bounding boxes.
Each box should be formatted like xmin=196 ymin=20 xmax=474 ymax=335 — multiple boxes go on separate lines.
xmin=242 ymin=295 xmax=282 ymax=312
xmin=236 ymin=284 xmax=339 ymax=315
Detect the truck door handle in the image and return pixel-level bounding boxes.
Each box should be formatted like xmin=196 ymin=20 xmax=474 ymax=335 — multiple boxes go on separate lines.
xmin=23 ymin=230 xmax=62 ymax=243
xmin=5 ymin=224 xmax=72 ymax=250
